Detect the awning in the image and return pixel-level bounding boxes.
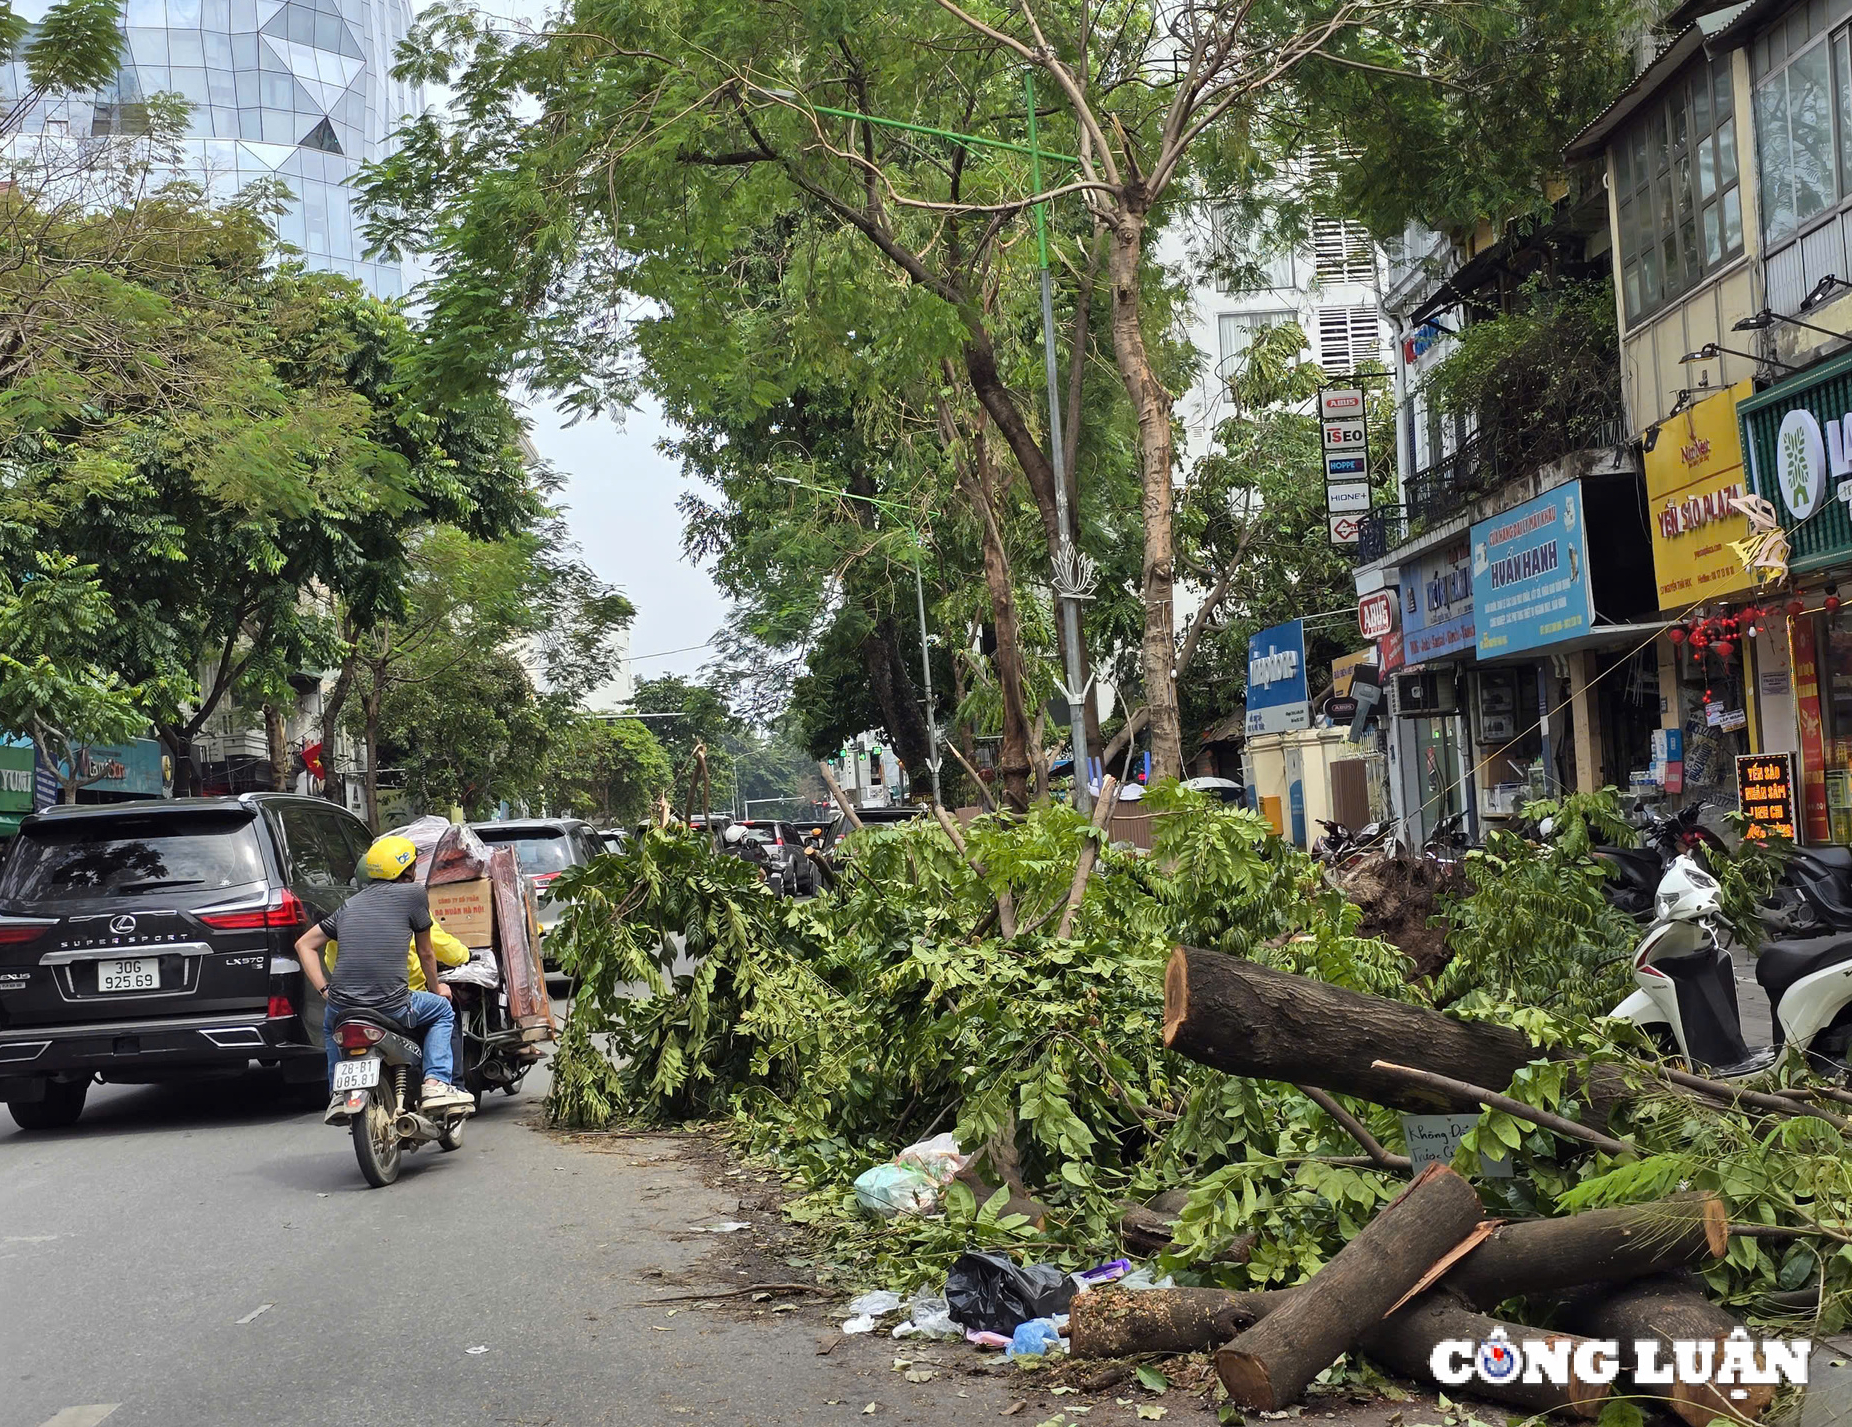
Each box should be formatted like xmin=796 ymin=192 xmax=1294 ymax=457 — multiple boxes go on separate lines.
xmin=1702 ymin=0 xmax=1798 ymax=54
xmin=1564 ymin=24 xmax=1704 ymax=160
xmin=1474 ymin=620 xmax=1675 ymax=666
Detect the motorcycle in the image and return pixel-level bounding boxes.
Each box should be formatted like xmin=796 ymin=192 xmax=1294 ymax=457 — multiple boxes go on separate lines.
xmin=1609 ymin=855 xmax=1852 ymax=1076
xmin=1760 ymin=843 xmax=1852 ymax=938
xmin=329 ymin=1010 xmax=475 ymax=1187
xmin=1421 ymin=811 xmax=1470 ymax=863
xmin=1587 ymin=802 xmax=1724 ymax=920
xmin=1312 ymin=818 xmax=1393 ymax=867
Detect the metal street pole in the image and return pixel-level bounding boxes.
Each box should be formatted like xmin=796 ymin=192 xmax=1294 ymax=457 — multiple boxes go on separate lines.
xmin=776 ymin=477 xmax=943 ymax=804
xmin=1025 ymin=73 xmax=1094 ymax=816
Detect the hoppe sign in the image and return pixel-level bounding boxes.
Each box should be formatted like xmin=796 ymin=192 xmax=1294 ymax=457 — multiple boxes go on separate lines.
xmin=1245 ymin=618 xmax=1311 ymax=736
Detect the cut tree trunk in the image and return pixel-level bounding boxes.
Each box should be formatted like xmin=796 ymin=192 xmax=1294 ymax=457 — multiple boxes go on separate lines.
xmin=1560 ymin=1274 xmax=1776 ymax=1426
xmin=1070 ymin=1285 xmax=1288 ymax=1359
xmin=1162 ymin=946 xmax=1633 ymax=1125
xmin=1443 ymin=1192 xmax=1728 ymax=1308
xmin=1214 ymin=1163 xmax=1485 ymax=1409
xmin=1164 ymin=947 xmax=1543 ymax=1114
xmin=1359 ymin=1291 xmax=1610 ymax=1420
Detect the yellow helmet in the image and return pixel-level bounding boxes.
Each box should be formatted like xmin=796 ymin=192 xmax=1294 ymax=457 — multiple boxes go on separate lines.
xmin=363 ymin=835 xmax=419 ymax=882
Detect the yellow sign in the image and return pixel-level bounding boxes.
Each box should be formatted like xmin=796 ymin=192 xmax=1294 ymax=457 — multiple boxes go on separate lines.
xmin=1331 ymin=648 xmax=1374 ymax=698
xmin=1645 ymin=381 xmax=1757 ymax=609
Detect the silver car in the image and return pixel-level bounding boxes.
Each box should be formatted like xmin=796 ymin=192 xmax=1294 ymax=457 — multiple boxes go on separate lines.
xmin=470 ymin=818 xmax=604 ymax=965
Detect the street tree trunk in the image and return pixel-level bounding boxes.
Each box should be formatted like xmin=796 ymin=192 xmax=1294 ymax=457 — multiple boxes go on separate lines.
xmin=264 ymin=703 xmax=289 ymax=791
xmin=319 ymin=633 xmax=359 ymax=807
xmin=958 ymin=437 xmax=1032 ymax=813
xmin=362 ymin=685 xmax=382 ymax=829
xmin=1105 ymin=209 xmax=1183 ymax=779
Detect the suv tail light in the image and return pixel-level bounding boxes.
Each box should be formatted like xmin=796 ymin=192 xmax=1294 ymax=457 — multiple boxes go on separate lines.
xmin=533 ymin=871 xmax=563 ymax=892
xmin=336 ymin=1022 xmax=384 ymax=1050
xmin=201 ymin=888 xmax=308 ymax=931
xmin=0 ymin=922 xmax=48 ymax=945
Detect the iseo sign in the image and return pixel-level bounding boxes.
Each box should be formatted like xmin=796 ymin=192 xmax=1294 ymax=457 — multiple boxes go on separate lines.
xmin=1245 ymin=618 xmax=1311 ymax=736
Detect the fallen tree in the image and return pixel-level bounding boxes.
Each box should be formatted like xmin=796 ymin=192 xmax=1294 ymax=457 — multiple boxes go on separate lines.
xmin=1213 ymin=1163 xmax=1486 ymax=1409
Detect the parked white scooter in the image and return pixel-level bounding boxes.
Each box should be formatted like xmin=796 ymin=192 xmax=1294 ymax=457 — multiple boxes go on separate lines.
xmin=1610 ymin=855 xmax=1852 ymax=1076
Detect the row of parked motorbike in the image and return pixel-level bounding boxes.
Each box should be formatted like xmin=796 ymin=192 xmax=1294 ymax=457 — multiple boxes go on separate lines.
xmin=1313 ymin=799 xmax=1852 ymax=1080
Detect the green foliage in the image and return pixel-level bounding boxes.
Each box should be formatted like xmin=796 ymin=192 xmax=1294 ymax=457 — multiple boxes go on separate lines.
xmin=1519 ymin=787 xmax=1637 ymax=857
xmin=1 ymin=0 xmax=124 ymax=126
xmin=1421 ymin=278 xmax=1622 ymax=479
xmin=1712 ymin=815 xmax=1792 ymax=955
xmin=541 ymin=716 xmax=674 ymax=829
xmin=1432 ymin=825 xmax=1637 ymax=1022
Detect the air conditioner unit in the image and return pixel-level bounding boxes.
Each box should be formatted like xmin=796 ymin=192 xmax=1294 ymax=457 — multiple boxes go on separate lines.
xmin=1395 ymin=670 xmax=1459 ymax=717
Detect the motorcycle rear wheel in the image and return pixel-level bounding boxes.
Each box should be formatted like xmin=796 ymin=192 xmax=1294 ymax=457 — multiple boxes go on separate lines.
xmin=352 ymin=1082 xmax=402 ymax=1187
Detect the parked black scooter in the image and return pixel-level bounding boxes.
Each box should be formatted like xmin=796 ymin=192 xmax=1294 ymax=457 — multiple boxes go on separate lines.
xmin=1761 ymin=844 xmax=1852 ymax=938
xmin=1312 ymin=819 xmax=1393 ymax=867
xmin=1592 ymin=802 xmax=1724 ymax=920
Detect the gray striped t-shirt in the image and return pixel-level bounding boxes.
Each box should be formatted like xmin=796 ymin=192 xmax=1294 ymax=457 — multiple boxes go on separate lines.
xmin=320 ymin=881 xmax=432 ymax=1016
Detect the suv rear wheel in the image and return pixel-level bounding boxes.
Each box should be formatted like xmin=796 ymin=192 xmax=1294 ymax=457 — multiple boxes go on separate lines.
xmin=8 ymin=1077 xmax=89 ymax=1131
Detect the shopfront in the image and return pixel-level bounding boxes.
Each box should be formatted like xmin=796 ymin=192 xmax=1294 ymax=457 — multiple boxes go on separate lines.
xmin=1739 ymin=350 xmax=1852 ymax=843
xmin=35 ymin=738 xmax=169 ymax=807
xmin=0 ymin=741 xmax=32 ymax=837
xmin=1645 ymin=382 xmax=1761 ymax=807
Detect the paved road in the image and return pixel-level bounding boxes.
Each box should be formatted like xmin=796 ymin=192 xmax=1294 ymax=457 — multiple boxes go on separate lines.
xmin=0 ymin=1027 xmax=1029 ymax=1427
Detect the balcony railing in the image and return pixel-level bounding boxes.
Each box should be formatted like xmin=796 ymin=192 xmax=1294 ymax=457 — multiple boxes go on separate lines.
xmin=1356 ymin=506 xmax=1408 ymax=562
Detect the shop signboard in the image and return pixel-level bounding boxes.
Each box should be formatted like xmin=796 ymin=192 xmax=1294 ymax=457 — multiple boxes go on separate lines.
xmin=1790 ymin=616 xmax=1832 ymax=842
xmin=0 ymin=740 xmax=31 ymax=834
xmin=1320 ymin=388 xmax=1369 ymax=546
xmin=1245 ymin=618 xmax=1310 ymax=735
xmin=1737 ymin=348 xmax=1852 ymax=572
xmin=1358 ymin=588 xmax=1398 ymax=641
xmin=39 ymin=738 xmax=167 ymax=800
xmin=1400 ymin=539 xmax=1475 ymax=662
xmin=1471 ymin=482 xmax=1595 ymax=658
xmin=1736 ymin=752 xmax=1798 ymax=843
xmin=1644 ymin=382 xmax=1756 ymax=609
xmin=1331 ymin=648 xmax=1375 ymax=698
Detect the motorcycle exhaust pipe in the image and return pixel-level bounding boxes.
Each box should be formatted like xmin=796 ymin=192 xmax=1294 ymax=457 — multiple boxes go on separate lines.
xmin=394 ymin=1111 xmax=441 ymax=1139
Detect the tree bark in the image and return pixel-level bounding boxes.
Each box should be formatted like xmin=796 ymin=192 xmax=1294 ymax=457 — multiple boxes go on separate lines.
xmin=956 ymin=427 xmax=1032 ymax=813
xmin=1214 ymin=1163 xmax=1486 ymax=1409
xmin=319 ymin=639 xmax=359 ymax=807
xmin=1163 ymin=946 xmax=1548 ymax=1115
xmin=1443 ymin=1193 xmax=1729 ymax=1308
xmin=859 ymin=617 xmax=930 ymax=782
xmin=817 ymin=761 xmax=863 ymax=828
xmin=1105 ymin=212 xmax=1183 ymax=780
xmin=1070 ymin=1285 xmax=1286 ymax=1359
xmin=1359 ymin=1291 xmax=1610 ymax=1420
xmin=264 ymin=703 xmax=289 ymax=792
xmin=362 ymin=685 xmax=382 ymax=830
xmin=1559 ymin=1275 xmax=1777 ymax=1426
xmin=1117 ymin=1204 xmax=1254 ymax=1265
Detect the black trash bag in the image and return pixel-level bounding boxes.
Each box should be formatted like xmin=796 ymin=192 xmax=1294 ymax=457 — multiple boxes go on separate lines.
xmin=943 ymin=1250 xmax=1077 ymax=1336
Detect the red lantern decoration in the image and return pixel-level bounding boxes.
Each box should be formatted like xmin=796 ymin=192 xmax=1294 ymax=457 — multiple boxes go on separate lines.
xmin=1789 ymin=598 xmax=1807 ymax=617
xmin=1668 ymin=627 xmax=1686 ymax=644
xmin=1715 ymin=639 xmax=1735 ymax=658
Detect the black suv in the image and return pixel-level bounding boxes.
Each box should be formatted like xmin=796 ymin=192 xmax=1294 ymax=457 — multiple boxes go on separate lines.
xmin=0 ymin=794 xmax=375 ymax=1131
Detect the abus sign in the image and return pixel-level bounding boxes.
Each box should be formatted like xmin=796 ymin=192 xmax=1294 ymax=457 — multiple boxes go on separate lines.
xmin=1431 ymin=1328 xmax=1809 ymax=1397
xmin=1358 ymin=589 xmax=1398 ymax=641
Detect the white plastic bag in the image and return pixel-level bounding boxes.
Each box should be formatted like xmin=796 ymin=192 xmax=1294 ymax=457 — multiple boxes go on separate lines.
xmin=891 ymin=1292 xmax=960 ymax=1340
xmin=853 ymin=1162 xmax=940 ymax=1216
xmin=895 ymin=1132 xmax=971 ymax=1185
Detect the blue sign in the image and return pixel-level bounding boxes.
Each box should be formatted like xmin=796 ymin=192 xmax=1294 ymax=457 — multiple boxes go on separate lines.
xmin=1471 ymin=483 xmax=1595 ymax=657
xmin=1400 ymin=539 xmax=1475 ymax=663
xmin=1245 ymin=619 xmax=1311 ymax=735
xmin=40 ymin=738 xmax=167 ymax=800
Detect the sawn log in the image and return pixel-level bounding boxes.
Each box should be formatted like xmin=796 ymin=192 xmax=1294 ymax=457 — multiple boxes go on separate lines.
xmin=1163 ymin=945 xmax=1629 ymax=1121
xmin=1560 ymin=1274 xmax=1777 ymax=1426
xmin=1213 ymin=1163 xmax=1485 ymax=1409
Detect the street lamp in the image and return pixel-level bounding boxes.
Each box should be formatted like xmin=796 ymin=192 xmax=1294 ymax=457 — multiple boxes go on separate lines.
xmin=760 ymin=81 xmax=1096 ymax=814
xmin=775 ymin=475 xmax=943 ymax=806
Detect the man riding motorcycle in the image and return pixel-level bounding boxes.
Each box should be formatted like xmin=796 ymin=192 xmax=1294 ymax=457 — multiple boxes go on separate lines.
xmin=295 ymin=834 xmax=475 ymax=1124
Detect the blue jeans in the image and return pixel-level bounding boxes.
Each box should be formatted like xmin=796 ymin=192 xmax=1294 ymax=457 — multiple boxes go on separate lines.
xmin=324 ymin=990 xmax=456 ymax=1089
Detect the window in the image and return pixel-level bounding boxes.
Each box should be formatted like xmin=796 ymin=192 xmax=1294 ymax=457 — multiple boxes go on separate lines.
xmin=1311 ymin=217 xmax=1375 ymax=283
xmin=1316 ymin=305 xmax=1383 ymax=373
xmin=1616 ymin=56 xmax=1741 ymax=323
xmin=1209 ymin=205 xmax=1296 ymax=293
xmin=1748 ymin=5 xmax=1852 ymax=261
xmin=1216 ymin=310 xmax=1293 ymax=383
xmin=0 ymin=814 xmax=266 ymax=901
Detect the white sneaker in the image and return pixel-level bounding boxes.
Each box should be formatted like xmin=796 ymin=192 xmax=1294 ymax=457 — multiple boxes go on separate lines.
xmin=422 ymin=1080 xmax=474 ymax=1114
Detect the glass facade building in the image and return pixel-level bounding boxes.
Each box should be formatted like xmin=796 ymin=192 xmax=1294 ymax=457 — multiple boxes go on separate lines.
xmin=2 ymin=0 xmax=418 ymax=296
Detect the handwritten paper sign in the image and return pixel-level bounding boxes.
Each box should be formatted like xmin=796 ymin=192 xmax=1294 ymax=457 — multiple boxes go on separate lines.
xmin=1398 ymin=1113 xmax=1515 ymax=1178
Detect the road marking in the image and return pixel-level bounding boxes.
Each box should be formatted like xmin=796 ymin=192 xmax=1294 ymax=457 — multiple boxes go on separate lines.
xmin=235 ymin=1303 xmax=274 ymax=1325
xmin=38 ymin=1407 xmax=121 ymax=1427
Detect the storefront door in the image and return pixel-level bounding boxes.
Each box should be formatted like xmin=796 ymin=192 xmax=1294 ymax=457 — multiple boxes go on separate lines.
xmin=1413 ymin=716 xmax=1464 ymax=843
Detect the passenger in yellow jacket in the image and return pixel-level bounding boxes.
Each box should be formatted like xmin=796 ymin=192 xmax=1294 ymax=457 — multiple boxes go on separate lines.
xmin=325 ymin=921 xmax=471 ymax=990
